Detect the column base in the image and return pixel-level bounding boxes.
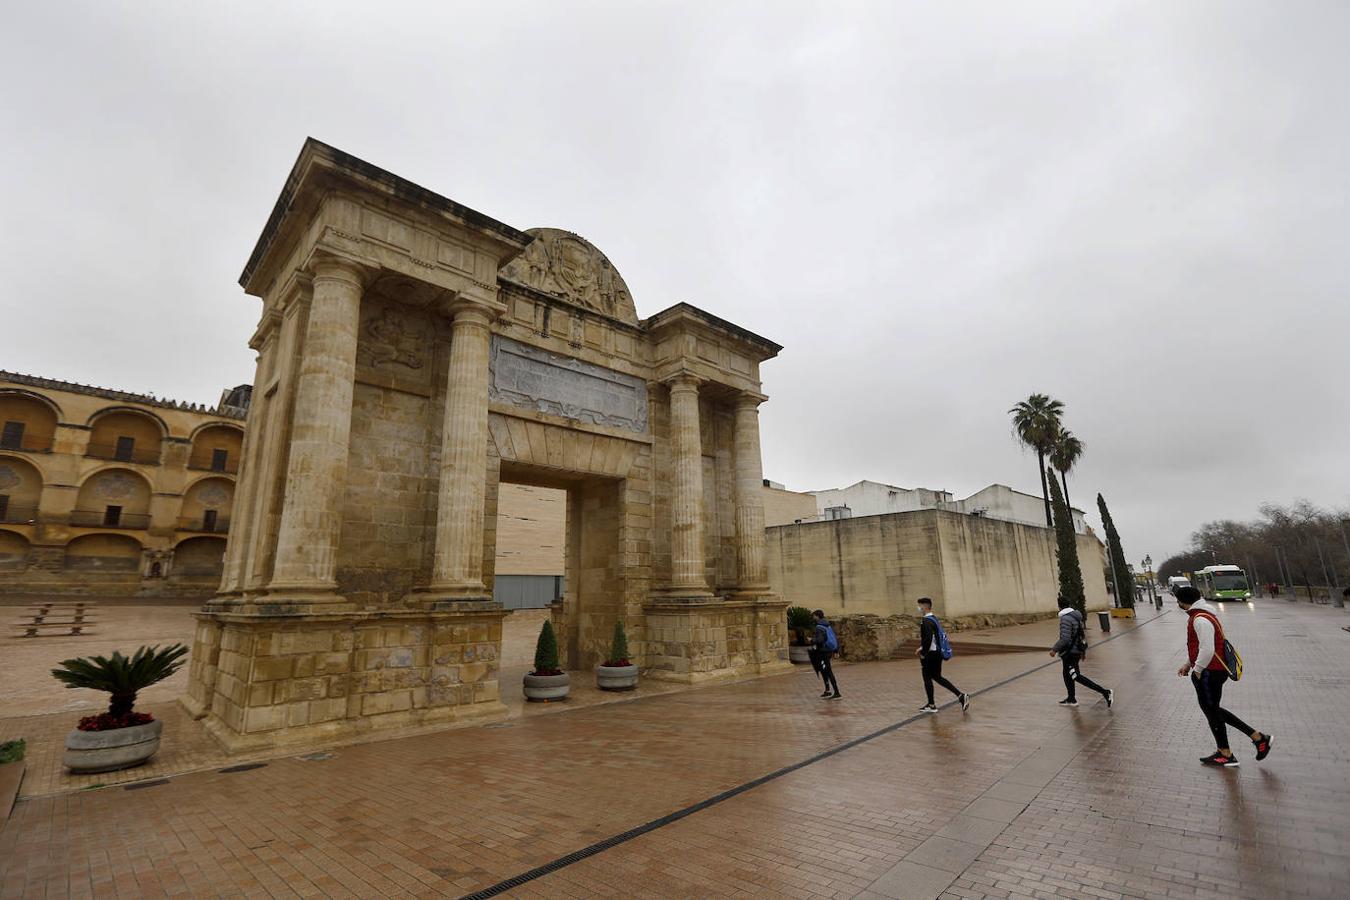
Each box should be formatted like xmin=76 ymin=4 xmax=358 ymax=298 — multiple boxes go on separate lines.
xmin=404 ymin=587 xmax=498 ymax=611
xmin=183 ymin=604 xmax=508 ymax=755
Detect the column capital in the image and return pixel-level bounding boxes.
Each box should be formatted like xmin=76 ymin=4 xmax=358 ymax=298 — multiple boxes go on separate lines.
xmin=664 ymin=372 xmax=704 ymax=392
xmin=734 ymin=390 xmax=768 ymax=411
xmin=308 ymin=251 xmax=369 ymax=287
xmin=443 ymin=296 xmax=499 ymax=329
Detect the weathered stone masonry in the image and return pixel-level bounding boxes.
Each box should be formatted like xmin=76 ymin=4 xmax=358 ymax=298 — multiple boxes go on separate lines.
xmin=183 ymin=139 xmax=789 ymax=751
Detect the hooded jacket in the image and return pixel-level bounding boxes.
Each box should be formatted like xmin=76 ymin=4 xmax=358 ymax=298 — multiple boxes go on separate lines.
xmin=1052 ymin=607 xmax=1087 ymax=657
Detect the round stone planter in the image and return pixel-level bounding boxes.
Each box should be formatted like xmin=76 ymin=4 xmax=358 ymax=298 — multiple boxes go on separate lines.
xmin=63 ymin=719 xmax=163 ymax=774
xmin=522 ymin=672 xmax=570 ymax=702
xmin=788 ymin=645 xmax=812 ymax=665
xmin=596 ymin=663 xmax=638 ymax=692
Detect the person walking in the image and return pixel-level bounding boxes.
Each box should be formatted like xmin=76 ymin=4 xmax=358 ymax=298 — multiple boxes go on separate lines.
xmin=1049 ymin=599 xmax=1113 ymax=708
xmin=914 ymin=598 xmax=970 ymax=712
xmin=1175 ymin=586 xmax=1272 ymax=767
xmin=812 ymin=609 xmax=842 ymax=700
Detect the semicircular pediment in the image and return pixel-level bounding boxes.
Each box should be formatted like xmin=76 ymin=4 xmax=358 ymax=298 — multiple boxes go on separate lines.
xmin=501 ymin=228 xmax=638 ymax=324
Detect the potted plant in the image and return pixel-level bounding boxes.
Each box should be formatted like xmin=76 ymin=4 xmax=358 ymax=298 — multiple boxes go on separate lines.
xmin=522 ymin=621 xmax=569 ymax=702
xmin=52 ymin=643 xmax=188 ymax=774
xmin=596 ymin=620 xmax=638 ymax=691
xmin=786 ymin=605 xmax=815 ymax=664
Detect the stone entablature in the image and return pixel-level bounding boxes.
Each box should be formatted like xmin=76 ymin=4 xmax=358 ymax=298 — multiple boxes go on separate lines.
xmin=186 ymin=138 xmax=790 ymax=751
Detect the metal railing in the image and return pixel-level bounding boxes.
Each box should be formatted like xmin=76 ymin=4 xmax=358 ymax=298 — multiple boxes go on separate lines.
xmin=0 ymin=434 xmax=54 ymax=453
xmin=84 ymin=442 xmax=161 ymax=465
xmin=176 ymin=516 xmax=231 ymax=534
xmin=0 ymin=503 xmax=38 ymax=525
xmin=68 ymin=509 xmax=152 ymax=529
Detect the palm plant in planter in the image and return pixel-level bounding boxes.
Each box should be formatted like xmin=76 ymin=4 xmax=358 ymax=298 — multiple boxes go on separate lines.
xmin=596 ymin=620 xmax=638 ymax=691
xmin=51 ymin=643 xmax=188 ymax=773
xmin=522 ymin=620 xmax=569 ymax=702
xmin=786 ymin=606 xmax=815 ymax=664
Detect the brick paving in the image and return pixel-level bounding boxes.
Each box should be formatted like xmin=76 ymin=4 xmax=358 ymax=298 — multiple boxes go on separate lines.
xmin=2 ymin=600 xmax=1347 ymax=898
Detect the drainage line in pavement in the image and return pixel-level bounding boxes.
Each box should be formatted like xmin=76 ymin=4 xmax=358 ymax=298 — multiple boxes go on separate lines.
xmin=458 ymin=610 xmax=1169 ymax=899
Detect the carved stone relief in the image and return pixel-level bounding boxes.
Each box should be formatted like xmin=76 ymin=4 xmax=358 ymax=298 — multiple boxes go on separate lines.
xmin=489 ymin=336 xmax=648 ymax=433
xmin=501 ymin=228 xmax=638 ymax=324
xmin=357 ymin=305 xmax=428 ymax=371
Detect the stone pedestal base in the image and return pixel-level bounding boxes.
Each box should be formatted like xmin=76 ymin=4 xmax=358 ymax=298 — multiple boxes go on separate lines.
xmin=182 ymin=603 xmax=507 ymax=754
xmin=641 ymin=595 xmax=790 ymax=684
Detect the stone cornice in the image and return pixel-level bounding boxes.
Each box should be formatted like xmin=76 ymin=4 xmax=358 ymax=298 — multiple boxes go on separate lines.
xmin=0 ymin=371 xmax=247 ymax=421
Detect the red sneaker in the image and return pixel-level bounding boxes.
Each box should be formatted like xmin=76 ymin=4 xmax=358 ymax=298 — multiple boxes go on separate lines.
xmin=1253 ymin=733 xmax=1273 ymax=761
xmin=1201 ymin=751 xmax=1239 ymax=768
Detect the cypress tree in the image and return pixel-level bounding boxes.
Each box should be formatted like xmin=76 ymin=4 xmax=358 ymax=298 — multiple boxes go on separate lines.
xmin=1048 ymin=467 xmax=1086 ymax=615
xmin=533 ymin=620 xmax=561 ymax=675
xmin=1097 ymin=493 xmax=1135 ymax=610
xmin=607 ymin=620 xmax=630 ymax=666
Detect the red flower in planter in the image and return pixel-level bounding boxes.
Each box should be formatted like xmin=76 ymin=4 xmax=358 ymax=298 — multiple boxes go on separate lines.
xmin=77 ymin=712 xmax=155 ymax=732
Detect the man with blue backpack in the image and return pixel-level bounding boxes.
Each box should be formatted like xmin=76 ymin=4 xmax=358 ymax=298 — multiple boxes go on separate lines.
xmin=811 ymin=609 xmax=842 ymax=700
xmin=914 ymin=597 xmax=970 ymax=712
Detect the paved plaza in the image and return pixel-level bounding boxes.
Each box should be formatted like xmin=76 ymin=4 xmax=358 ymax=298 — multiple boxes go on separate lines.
xmin=3 ymin=600 xmax=1348 ymax=899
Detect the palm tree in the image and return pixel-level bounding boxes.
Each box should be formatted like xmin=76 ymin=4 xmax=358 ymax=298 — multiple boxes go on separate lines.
xmin=1049 ymin=428 xmax=1085 ymax=510
xmin=1009 ymin=394 xmax=1065 ymax=526
xmin=51 ymin=644 xmax=188 ymax=717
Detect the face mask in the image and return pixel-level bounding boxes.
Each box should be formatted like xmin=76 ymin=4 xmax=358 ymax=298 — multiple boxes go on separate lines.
xmin=917 ymin=607 xmax=926 ymax=615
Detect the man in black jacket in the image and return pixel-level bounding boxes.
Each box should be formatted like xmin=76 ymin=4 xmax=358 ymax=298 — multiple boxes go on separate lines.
xmin=1050 ymin=599 xmax=1114 ymax=708
xmin=914 ymin=598 xmax=970 ymax=713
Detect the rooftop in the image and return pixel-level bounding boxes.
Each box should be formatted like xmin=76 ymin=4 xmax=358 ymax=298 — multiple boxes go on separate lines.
xmin=0 ymin=371 xmax=248 ymax=420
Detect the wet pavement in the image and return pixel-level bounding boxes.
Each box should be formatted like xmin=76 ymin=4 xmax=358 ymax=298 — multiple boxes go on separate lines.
xmin=2 ymin=599 xmax=1346 ymax=898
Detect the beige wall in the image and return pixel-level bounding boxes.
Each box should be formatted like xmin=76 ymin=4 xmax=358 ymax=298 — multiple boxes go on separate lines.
xmin=495 ymin=483 xmax=565 ymax=576
xmin=761 ymin=484 xmax=817 ymax=526
xmin=766 ymin=509 xmax=1109 ymax=619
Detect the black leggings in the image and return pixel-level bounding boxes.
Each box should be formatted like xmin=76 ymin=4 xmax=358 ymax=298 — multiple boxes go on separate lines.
xmin=1192 ymin=669 xmax=1256 ymax=749
xmin=1061 ymin=654 xmax=1109 ymax=702
xmin=921 ymin=654 xmax=961 ymax=704
xmin=810 ymin=649 xmax=839 ymax=693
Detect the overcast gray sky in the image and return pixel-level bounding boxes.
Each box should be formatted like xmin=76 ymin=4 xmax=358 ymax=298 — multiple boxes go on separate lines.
xmin=3 ymin=1 xmax=1346 ymax=560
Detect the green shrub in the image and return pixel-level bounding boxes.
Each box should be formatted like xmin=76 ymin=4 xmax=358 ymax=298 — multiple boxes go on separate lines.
xmin=532 ymin=621 xmax=562 ymax=676
xmin=51 ymin=644 xmax=189 ymax=716
xmin=0 ymin=739 xmax=25 ymax=764
xmin=605 ymin=621 xmax=631 ymax=666
xmin=786 ymin=606 xmax=815 ymax=645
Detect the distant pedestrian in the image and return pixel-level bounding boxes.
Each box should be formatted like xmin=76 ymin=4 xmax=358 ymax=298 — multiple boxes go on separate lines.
xmin=1175 ymin=586 xmax=1272 ymax=767
xmin=811 ymin=609 xmax=842 ymax=700
xmin=1049 ymin=599 xmax=1113 ymax=709
xmin=914 ymin=598 xmax=970 ymax=713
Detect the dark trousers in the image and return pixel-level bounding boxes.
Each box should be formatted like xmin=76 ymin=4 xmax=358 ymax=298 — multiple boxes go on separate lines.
xmin=1060 ymin=653 xmax=1109 ymax=702
xmin=1192 ymin=668 xmax=1256 ymax=749
xmin=811 ymin=648 xmax=839 ymax=694
xmin=921 ymin=653 xmax=961 ymax=704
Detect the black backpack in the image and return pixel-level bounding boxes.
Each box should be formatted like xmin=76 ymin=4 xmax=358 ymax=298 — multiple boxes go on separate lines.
xmin=1071 ymin=610 xmax=1089 ymax=656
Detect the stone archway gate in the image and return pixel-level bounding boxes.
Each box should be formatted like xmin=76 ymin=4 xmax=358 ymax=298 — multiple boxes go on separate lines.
xmin=183 ymin=139 xmax=789 ymax=752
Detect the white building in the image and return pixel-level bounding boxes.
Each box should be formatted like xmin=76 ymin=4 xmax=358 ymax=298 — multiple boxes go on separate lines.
xmin=809 ymin=479 xmax=1088 ymax=534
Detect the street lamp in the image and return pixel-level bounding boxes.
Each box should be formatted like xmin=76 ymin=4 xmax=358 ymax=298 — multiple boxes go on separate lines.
xmin=1143 ymin=554 xmax=1158 ymax=609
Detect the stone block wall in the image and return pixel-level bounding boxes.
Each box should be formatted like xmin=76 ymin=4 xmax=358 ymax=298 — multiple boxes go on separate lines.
xmin=184 ymin=609 xmax=506 ymax=752
xmin=766 ymin=509 xmax=1109 ymax=621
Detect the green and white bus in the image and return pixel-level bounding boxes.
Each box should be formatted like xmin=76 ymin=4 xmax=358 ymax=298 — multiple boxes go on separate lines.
xmin=1192 ymin=565 xmax=1251 ymax=601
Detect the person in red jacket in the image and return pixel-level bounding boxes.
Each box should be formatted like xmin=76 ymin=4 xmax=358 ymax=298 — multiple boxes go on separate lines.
xmin=1175 ymin=586 xmax=1272 ymax=767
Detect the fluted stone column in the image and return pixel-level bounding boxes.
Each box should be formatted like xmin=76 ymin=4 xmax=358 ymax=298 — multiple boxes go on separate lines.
xmin=667 ymin=374 xmax=711 ymax=598
xmin=733 ymin=393 xmax=770 ymax=593
xmin=267 ymin=255 xmax=365 ymax=602
xmin=424 ymin=301 xmax=496 ymax=600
